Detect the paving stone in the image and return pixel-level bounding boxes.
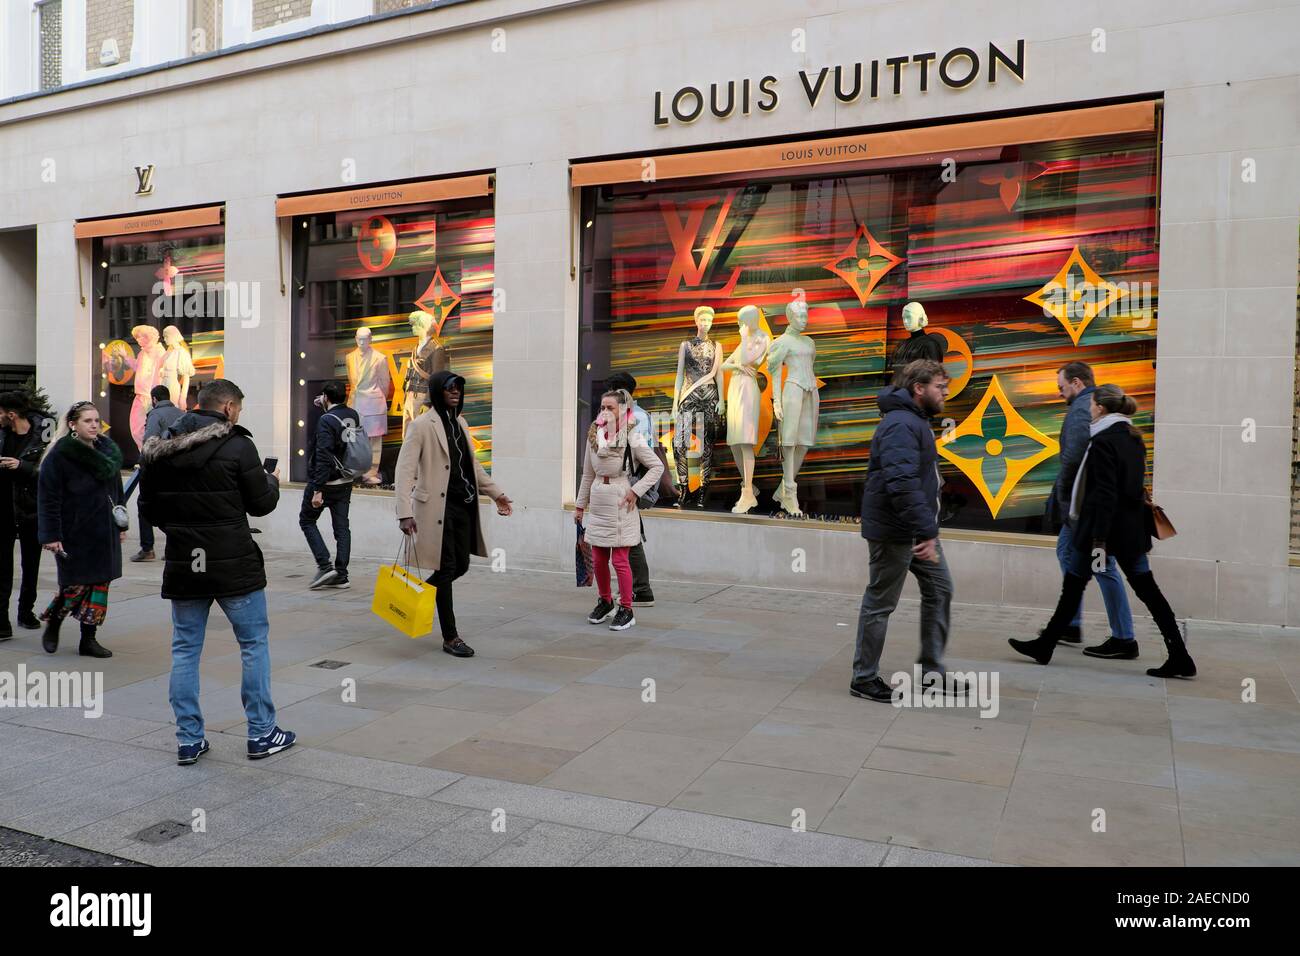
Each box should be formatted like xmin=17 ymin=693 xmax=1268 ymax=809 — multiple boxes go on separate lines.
xmin=377 ymin=810 xmax=535 ymax=866
xmin=575 ymin=834 xmax=690 ymax=867
xmin=882 ymin=845 xmax=1013 ymax=866
xmin=631 ymin=807 xmax=888 ymax=866
xmin=270 ymin=747 xmax=463 ymax=796
xmin=475 ymin=822 xmax=611 ymax=866
xmin=431 ymin=776 xmax=655 ymax=833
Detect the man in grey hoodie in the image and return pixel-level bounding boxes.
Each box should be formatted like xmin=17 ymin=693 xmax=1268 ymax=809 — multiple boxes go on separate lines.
xmin=131 ymin=384 xmax=184 ymax=563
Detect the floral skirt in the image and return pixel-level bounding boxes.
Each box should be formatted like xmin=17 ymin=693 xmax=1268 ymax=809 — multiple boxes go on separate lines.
xmin=42 ymin=583 xmax=111 ymax=627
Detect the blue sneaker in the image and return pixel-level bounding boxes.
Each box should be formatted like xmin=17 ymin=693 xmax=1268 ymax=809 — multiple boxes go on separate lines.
xmin=247 ymin=726 xmax=296 ymax=760
xmin=177 ymin=739 xmax=210 ymax=766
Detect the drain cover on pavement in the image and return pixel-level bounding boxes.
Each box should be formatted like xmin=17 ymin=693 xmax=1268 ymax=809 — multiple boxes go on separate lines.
xmin=310 ymin=660 xmax=350 ymax=670
xmin=132 ymin=820 xmax=190 ymax=845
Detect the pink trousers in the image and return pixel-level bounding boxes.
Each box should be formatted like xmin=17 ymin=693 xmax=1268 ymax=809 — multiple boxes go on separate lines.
xmin=591 ymin=545 xmax=632 ymax=609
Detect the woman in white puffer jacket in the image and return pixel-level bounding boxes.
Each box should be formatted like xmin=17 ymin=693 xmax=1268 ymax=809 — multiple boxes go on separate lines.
xmin=575 ymin=389 xmax=664 ymax=631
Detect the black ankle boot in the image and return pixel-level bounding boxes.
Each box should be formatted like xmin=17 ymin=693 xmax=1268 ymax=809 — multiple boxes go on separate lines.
xmin=78 ymin=624 xmax=112 ymax=659
xmin=42 ymin=616 xmax=62 ymax=654
xmin=1008 ymin=629 xmax=1058 ymax=665
xmin=1147 ymin=622 xmax=1195 ymax=679
xmin=694 ymin=484 xmax=708 ymax=508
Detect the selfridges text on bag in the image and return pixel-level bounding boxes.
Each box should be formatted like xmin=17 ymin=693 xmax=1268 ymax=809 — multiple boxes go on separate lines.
xmin=329 ymin=413 xmax=375 ymax=480
xmin=371 ymin=535 xmax=436 ymax=638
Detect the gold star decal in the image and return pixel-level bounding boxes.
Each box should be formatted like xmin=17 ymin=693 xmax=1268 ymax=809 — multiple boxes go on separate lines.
xmin=1023 ymin=246 xmax=1127 ymax=346
xmin=414 ymin=267 xmax=461 ymax=337
xmin=825 ymin=224 xmax=904 ymax=306
xmin=937 ymin=375 xmax=1059 ymax=518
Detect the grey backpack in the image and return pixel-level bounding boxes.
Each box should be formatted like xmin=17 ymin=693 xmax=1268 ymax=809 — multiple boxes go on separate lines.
xmin=329 ymin=413 xmax=373 ymax=480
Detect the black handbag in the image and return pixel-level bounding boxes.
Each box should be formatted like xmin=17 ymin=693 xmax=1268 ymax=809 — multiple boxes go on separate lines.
xmin=622 ymin=444 xmax=660 ymax=509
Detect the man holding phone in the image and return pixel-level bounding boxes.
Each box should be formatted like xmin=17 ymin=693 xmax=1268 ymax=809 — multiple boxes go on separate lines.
xmin=140 ymin=379 xmax=295 ymax=766
xmin=850 ymin=359 xmax=956 ymax=702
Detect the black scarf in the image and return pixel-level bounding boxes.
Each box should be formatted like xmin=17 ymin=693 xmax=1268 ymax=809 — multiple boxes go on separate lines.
xmin=55 ymin=435 xmax=123 ymax=481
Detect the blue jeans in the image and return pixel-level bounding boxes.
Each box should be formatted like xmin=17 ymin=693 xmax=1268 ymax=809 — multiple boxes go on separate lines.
xmin=169 ymin=589 xmax=275 ymax=745
xmin=1056 ymin=523 xmax=1135 ymax=639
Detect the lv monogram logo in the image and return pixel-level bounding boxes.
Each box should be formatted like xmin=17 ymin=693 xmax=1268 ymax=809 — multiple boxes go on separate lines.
xmin=657 ymin=191 xmax=741 ymax=299
xmin=134 ymin=165 xmax=155 ymax=196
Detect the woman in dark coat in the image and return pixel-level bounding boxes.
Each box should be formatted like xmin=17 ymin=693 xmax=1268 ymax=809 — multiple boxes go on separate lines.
xmin=36 ymin=402 xmax=124 ymax=658
xmin=1009 ymin=384 xmax=1196 ymax=679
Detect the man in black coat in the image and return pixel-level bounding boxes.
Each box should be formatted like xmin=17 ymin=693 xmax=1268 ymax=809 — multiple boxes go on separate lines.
xmin=0 ymin=392 xmax=52 ymax=637
xmin=301 ymin=380 xmax=359 ymax=590
xmin=850 ymin=360 xmax=955 ymax=702
xmin=139 ymin=379 xmax=296 ymax=766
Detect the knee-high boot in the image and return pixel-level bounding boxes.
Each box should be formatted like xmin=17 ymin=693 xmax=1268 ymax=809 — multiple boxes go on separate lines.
xmin=1009 ymin=573 xmax=1089 ymax=665
xmin=1127 ymin=571 xmax=1196 ymax=678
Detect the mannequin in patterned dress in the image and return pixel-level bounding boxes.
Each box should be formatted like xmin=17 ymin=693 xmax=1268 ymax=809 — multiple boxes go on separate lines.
xmin=671 ymin=306 xmax=725 ymax=508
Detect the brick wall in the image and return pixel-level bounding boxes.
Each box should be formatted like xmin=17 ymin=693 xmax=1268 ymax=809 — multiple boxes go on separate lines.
xmin=375 ymin=0 xmax=427 ymax=13
xmin=85 ymin=0 xmax=135 ymax=70
xmin=38 ymin=0 xmax=63 ymax=90
xmin=252 ymin=0 xmax=313 ymax=30
xmin=189 ymin=0 xmax=224 ymax=55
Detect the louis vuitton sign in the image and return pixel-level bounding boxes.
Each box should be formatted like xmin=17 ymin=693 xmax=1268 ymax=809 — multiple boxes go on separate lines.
xmin=653 ymin=39 xmax=1025 ymax=127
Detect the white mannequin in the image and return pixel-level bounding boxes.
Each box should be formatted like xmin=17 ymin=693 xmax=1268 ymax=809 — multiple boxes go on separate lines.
xmin=347 ymin=326 xmax=392 ymax=485
xmin=128 ymin=325 xmax=166 ymax=448
xmin=722 ymin=305 xmax=770 ymax=513
xmin=160 ymin=325 xmax=195 ymax=410
xmin=402 ymin=309 xmax=449 ymax=434
xmin=902 ymin=301 xmax=927 ymax=332
xmin=767 ymin=295 xmax=818 ymax=516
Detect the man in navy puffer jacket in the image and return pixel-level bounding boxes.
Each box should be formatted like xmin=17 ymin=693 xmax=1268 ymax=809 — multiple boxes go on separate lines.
xmin=851 ymin=360 xmax=955 ymax=702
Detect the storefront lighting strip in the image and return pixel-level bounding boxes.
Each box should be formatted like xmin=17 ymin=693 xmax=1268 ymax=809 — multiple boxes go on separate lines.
xmin=73 ymin=205 xmax=224 ymax=239
xmin=274 ymin=174 xmax=494 ymax=217
xmin=570 ymin=100 xmax=1155 ymax=187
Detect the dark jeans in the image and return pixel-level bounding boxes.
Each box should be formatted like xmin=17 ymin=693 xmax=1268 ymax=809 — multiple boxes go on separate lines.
xmin=138 ymin=496 xmax=155 ymax=551
xmin=0 ymin=518 xmax=41 ymax=619
xmin=628 ymin=512 xmax=651 ymax=596
xmin=425 ymin=499 xmax=474 ymax=640
xmin=852 ymin=538 xmax=953 ymax=683
xmin=299 ymin=484 xmax=352 ymax=575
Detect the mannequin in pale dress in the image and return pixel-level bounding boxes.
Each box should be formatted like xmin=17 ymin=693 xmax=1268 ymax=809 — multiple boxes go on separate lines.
xmin=160 ymin=325 xmax=196 ymax=410
xmin=722 ymin=305 xmax=770 ymax=514
xmin=347 ymin=326 xmax=393 ymax=486
xmin=128 ymin=325 xmax=166 ymax=449
xmin=767 ymin=296 xmax=818 ymax=516
xmin=671 ymin=306 xmax=725 ymax=508
xmin=402 ymin=309 xmax=450 ymax=435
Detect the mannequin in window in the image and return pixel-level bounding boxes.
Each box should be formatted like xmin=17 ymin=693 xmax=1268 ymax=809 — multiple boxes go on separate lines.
xmin=722 ymin=305 xmax=770 ymax=514
xmin=128 ymin=325 xmax=166 ymax=450
xmin=767 ymin=294 xmax=818 ymax=516
xmin=159 ymin=326 xmax=196 ymax=411
xmin=347 ymin=326 xmax=393 ymax=486
xmin=671 ymin=305 xmax=725 ymax=508
xmin=402 ymin=308 xmax=450 ymax=434
xmin=889 ymin=302 xmax=945 ymax=382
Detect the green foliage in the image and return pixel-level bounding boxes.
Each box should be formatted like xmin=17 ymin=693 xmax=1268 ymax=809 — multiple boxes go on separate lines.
xmin=19 ymin=376 xmax=54 ymax=416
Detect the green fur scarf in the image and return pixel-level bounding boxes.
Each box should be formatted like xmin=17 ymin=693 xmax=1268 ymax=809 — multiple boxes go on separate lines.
xmin=55 ymin=434 xmax=123 ymax=481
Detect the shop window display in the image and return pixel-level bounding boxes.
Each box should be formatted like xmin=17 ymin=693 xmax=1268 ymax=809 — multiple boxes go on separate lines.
xmin=578 ymin=125 xmax=1160 ymax=533
xmin=94 ymin=226 xmax=226 ymax=468
xmin=290 ymin=198 xmax=495 ymax=486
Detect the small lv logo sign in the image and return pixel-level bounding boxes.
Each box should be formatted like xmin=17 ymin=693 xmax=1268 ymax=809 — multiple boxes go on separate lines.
xmin=134 ymin=165 xmax=155 ymax=196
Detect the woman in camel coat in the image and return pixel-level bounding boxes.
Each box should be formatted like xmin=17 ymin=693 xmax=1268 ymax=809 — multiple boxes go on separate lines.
xmin=575 ymin=389 xmax=663 ymax=632
xmin=395 ymin=370 xmax=512 ymax=657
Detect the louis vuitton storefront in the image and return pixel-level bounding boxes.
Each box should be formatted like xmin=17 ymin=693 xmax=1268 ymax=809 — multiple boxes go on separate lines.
xmin=1 ymin=0 xmax=1296 ymax=624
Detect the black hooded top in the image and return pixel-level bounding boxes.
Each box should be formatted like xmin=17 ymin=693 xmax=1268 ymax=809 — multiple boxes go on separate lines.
xmin=427 ymin=370 xmax=477 ymax=507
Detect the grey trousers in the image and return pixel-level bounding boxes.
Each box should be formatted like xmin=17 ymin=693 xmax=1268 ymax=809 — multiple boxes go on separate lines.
xmin=851 ymin=539 xmax=953 ymax=683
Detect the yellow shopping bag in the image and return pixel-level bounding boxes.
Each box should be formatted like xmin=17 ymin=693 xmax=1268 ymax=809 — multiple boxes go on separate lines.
xmin=371 ymin=537 xmax=436 ymax=638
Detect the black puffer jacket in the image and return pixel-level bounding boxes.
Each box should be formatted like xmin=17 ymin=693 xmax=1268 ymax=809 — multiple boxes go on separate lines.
xmin=37 ymin=434 xmax=124 ymax=587
xmin=139 ymin=409 xmax=279 ymax=600
xmin=860 ymin=386 xmax=941 ymax=543
xmin=1 ymin=411 xmax=52 ymax=524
